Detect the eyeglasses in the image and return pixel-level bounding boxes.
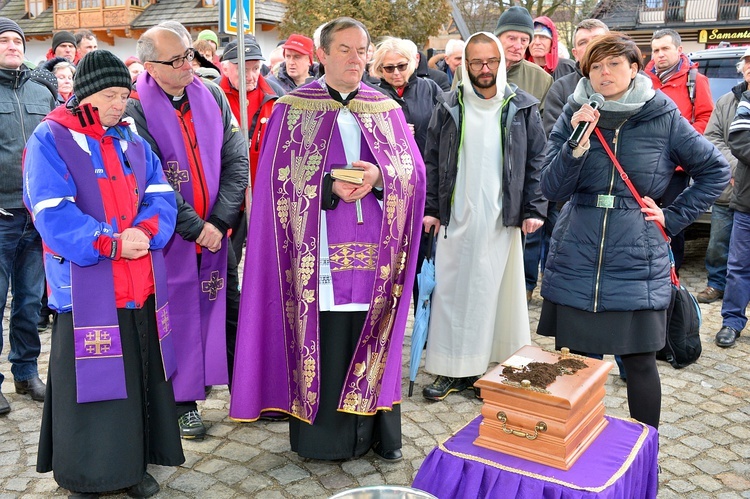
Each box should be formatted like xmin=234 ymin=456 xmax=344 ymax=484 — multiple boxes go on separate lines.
xmin=381 ymin=63 xmax=409 ymax=74
xmin=149 ymin=48 xmax=196 ymax=69
xmin=468 ymin=58 xmax=501 ymax=71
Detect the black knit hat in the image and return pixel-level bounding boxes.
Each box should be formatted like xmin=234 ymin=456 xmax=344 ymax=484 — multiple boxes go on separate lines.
xmin=74 ymin=50 xmax=132 ymax=102
xmin=494 ymin=6 xmax=534 ymax=39
xmin=0 ymin=17 xmax=25 ymax=50
xmin=52 ymin=31 xmax=76 ymax=52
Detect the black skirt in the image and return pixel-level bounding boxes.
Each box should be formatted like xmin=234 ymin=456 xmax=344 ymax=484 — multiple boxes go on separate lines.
xmin=289 ymin=311 xmax=401 ymax=460
xmin=537 ymin=300 xmax=666 ymax=355
xmin=37 ymin=296 xmax=185 ymax=493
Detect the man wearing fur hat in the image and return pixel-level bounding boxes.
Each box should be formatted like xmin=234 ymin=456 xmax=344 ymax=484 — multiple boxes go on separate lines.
xmin=24 ymin=49 xmax=183 ymax=498
xmin=0 ymin=17 xmax=56 ymax=416
xmin=421 ymin=32 xmax=546 ymax=401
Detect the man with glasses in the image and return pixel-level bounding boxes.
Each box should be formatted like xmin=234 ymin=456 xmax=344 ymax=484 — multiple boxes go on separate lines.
xmin=421 ymin=32 xmax=546 ymax=401
xmin=125 ymin=23 xmax=248 ymax=440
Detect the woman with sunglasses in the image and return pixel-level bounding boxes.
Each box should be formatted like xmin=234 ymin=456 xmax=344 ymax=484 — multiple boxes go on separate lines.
xmin=371 ymin=37 xmax=442 ymax=156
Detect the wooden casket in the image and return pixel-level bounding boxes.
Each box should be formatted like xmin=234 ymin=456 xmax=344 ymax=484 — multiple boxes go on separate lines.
xmin=474 ymin=345 xmax=612 ymax=470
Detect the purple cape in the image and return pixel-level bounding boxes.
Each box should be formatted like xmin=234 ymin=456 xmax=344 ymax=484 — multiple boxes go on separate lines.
xmin=230 ymin=80 xmax=426 ymax=423
xmin=136 ymin=72 xmax=229 ymax=401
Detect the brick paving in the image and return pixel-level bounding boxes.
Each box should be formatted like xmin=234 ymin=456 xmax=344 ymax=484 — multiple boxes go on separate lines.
xmin=1 ymin=238 xmax=749 ymax=498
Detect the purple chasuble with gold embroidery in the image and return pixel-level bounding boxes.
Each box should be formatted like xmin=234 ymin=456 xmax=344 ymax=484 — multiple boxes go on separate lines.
xmin=136 ymin=72 xmax=229 ymax=401
xmin=230 ymin=80 xmax=425 ymax=423
xmin=47 ymin=121 xmax=176 ymax=403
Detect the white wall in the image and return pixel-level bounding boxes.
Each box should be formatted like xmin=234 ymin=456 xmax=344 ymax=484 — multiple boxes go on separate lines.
xmin=24 ymin=25 xmax=281 ymax=68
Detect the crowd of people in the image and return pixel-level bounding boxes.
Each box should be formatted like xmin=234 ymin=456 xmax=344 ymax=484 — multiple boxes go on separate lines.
xmin=0 ymin=6 xmax=745 ymax=497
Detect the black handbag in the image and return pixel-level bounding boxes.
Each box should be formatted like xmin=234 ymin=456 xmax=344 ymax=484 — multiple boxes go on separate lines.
xmin=594 ymin=128 xmax=702 ymax=368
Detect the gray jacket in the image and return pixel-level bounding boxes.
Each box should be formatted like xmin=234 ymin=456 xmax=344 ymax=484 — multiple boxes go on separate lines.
xmin=423 ymin=84 xmax=547 ymax=234
xmin=0 ymin=67 xmax=56 ymax=208
xmin=704 ymin=81 xmax=746 ymax=206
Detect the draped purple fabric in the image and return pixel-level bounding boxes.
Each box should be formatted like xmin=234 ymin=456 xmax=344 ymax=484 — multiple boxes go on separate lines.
xmin=136 ymin=73 xmax=229 ymax=401
xmin=230 ymin=80 xmax=426 ymax=423
xmin=413 ymin=416 xmax=659 ymax=499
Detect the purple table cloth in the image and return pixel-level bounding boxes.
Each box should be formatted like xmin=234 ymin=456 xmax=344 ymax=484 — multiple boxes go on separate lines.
xmin=413 ymin=416 xmax=658 ymax=499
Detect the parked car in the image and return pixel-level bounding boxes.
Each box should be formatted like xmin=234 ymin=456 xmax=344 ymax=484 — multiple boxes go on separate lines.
xmin=689 ymin=46 xmax=746 ymax=103
xmin=682 ymin=46 xmax=746 ymax=238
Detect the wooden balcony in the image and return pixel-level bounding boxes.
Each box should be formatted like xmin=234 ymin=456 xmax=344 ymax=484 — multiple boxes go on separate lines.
xmin=639 ymin=0 xmax=750 ymax=25
xmin=54 ymin=0 xmax=149 ymax=36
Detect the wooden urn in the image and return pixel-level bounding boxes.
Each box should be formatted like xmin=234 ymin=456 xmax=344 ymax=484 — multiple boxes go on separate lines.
xmin=473 ymin=345 xmax=612 ymax=470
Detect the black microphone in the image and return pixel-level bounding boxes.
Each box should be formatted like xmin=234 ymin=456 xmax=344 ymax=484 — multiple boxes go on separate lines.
xmin=568 ymin=93 xmax=605 ymax=149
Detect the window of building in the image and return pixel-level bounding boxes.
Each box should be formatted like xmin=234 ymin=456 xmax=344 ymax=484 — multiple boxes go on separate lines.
xmin=81 ymin=0 xmax=100 ymax=8
xmin=27 ymin=0 xmax=50 ymax=17
xmin=56 ymin=0 xmax=76 ymax=10
xmin=644 ymin=0 xmax=663 ymax=8
xmin=105 ymin=0 xmax=126 ymax=5
xmin=203 ymin=0 xmax=216 ymax=6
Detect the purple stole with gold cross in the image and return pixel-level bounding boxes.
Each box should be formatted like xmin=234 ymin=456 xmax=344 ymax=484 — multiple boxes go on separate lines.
xmin=136 ymin=72 xmax=229 ymax=401
xmin=47 ymin=120 xmax=176 ymax=404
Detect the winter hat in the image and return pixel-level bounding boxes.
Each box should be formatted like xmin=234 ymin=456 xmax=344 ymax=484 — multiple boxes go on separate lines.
xmin=52 ymin=30 xmax=76 ymax=51
xmin=494 ymin=6 xmax=534 ymax=39
xmin=533 ymin=23 xmax=553 ymax=39
xmin=282 ymin=34 xmax=314 ymax=65
xmin=0 ymin=17 xmax=25 ymax=50
xmin=221 ymin=37 xmax=264 ymax=62
xmin=197 ymin=29 xmax=219 ymax=47
xmin=124 ymin=56 xmax=142 ymax=68
xmin=74 ymin=50 xmax=132 ymax=102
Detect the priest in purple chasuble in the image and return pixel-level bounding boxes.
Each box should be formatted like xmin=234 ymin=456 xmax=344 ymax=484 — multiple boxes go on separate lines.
xmin=124 ymin=23 xmax=248 ymax=440
xmin=229 ymin=17 xmax=426 ymax=461
xmin=23 ymin=50 xmax=183 ymax=496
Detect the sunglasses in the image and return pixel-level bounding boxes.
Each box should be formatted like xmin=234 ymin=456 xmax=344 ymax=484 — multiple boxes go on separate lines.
xmin=382 ymin=63 xmax=409 ymax=74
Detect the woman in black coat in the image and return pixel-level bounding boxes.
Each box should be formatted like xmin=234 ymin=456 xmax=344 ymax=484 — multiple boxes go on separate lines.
xmin=370 ymin=37 xmax=442 ymax=156
xmin=538 ymin=33 xmax=729 ymax=429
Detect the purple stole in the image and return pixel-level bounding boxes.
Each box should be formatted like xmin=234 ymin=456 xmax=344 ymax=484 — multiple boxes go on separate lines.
xmin=47 ymin=120 xmax=176 ymax=403
xmin=136 ymin=72 xmax=229 ymax=401
xmin=230 ymin=81 xmax=426 ymax=423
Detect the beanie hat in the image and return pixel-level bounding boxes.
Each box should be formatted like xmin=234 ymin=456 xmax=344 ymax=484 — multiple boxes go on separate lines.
xmin=282 ymin=34 xmax=315 ymax=65
xmin=0 ymin=17 xmax=25 ymax=51
xmin=74 ymin=50 xmax=132 ymax=102
xmin=494 ymin=6 xmax=534 ymax=39
xmin=197 ymin=29 xmax=219 ymax=46
xmin=52 ymin=31 xmax=76 ymax=52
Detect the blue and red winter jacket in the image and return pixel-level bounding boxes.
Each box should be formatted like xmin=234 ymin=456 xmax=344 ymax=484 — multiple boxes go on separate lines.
xmin=22 ymin=102 xmax=177 ymax=311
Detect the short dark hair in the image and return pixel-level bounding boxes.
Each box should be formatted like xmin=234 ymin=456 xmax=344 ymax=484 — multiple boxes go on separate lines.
xmin=75 ymin=29 xmax=95 ymax=46
xmin=581 ymin=32 xmax=643 ymax=77
xmin=573 ymin=19 xmax=609 ymax=41
xmin=319 ymin=17 xmax=370 ymax=54
xmin=652 ymin=28 xmax=681 ymax=47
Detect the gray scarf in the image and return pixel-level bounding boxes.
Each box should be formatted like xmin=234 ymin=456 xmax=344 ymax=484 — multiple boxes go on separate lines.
xmin=569 ymin=73 xmax=655 ymax=129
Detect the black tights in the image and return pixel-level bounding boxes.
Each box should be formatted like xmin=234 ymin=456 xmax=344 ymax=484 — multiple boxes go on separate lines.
xmin=620 ymin=352 xmax=661 ymax=428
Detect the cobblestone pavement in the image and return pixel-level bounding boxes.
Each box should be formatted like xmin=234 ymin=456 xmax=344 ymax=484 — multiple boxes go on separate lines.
xmin=1 ymin=239 xmax=749 ymax=498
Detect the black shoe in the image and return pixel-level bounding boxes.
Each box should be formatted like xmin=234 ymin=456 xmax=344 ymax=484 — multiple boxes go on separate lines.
xmin=466 ymin=376 xmax=482 ymax=400
xmin=37 ymin=314 xmax=50 ymax=332
xmin=14 ymin=376 xmax=46 ymax=402
xmin=127 ymin=472 xmax=159 ymax=498
xmin=423 ymin=376 xmax=470 ymax=401
xmin=178 ymin=410 xmax=206 ymax=439
xmin=259 ymin=412 xmax=289 ymax=422
xmin=372 ymin=442 xmax=403 ymax=462
xmin=0 ymin=392 xmax=10 ymax=415
xmin=68 ymin=493 xmax=99 ymax=498
xmin=715 ymin=326 xmax=740 ymax=348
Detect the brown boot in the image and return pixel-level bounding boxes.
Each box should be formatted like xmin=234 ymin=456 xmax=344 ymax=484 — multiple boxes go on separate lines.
xmin=696 ymin=286 xmax=723 ymax=304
